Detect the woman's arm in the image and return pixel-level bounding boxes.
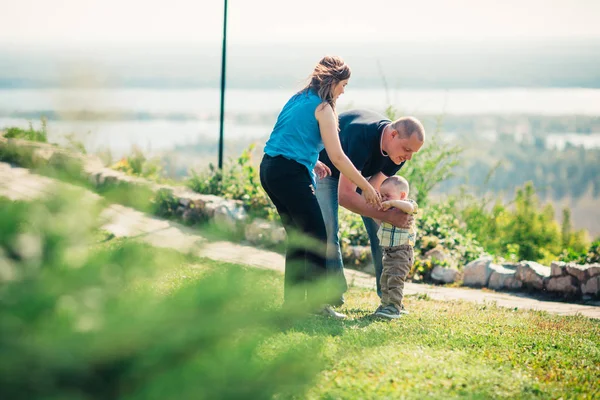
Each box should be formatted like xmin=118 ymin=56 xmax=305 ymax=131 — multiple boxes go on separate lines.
xmin=315 ymin=104 xmax=381 ymax=208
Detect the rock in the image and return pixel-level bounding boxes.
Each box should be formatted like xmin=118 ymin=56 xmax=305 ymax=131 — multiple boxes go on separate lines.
xmin=515 ymin=261 xmax=551 ymax=290
xmin=488 ymin=264 xmax=522 ymax=290
xmin=202 ymin=202 xmax=218 ymax=218
xmin=585 ymin=263 xmax=600 ymax=278
xmin=550 ymin=261 xmax=566 ymax=277
xmin=98 ymin=170 xmax=120 ymax=186
xmin=270 ymin=226 xmax=286 ymax=244
xmin=430 ymin=266 xmax=460 ymax=284
xmin=88 ymin=171 xmax=100 ymax=186
xmin=191 ymin=194 xmax=223 ymax=217
xmin=245 ymin=219 xmax=272 ymax=243
xmin=581 ymin=276 xmax=600 ymax=296
xmin=425 ymin=246 xmax=451 ymax=263
xmin=213 ymin=200 xmax=247 ymax=228
xmin=546 ymin=275 xmax=579 ymax=295
xmin=463 ymin=257 xmax=494 ymax=287
xmin=245 ymin=219 xmax=286 ymax=245
xmin=178 ymin=198 xmax=191 ymax=207
xmin=342 ymin=245 xmax=370 ymax=266
xmin=182 ymin=209 xmax=198 ymax=224
xmin=565 ymin=263 xmax=588 ymax=282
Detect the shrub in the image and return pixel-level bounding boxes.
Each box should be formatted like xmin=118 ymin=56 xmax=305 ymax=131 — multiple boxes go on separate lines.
xmin=560 ymin=239 xmax=600 ymax=264
xmin=4 ymin=118 xmax=48 ymax=143
xmin=187 ymin=144 xmax=276 ymax=220
xmin=416 ymin=202 xmax=486 ymax=266
xmin=339 ymin=208 xmax=370 ymax=247
xmin=111 ymin=146 xmax=164 ymax=181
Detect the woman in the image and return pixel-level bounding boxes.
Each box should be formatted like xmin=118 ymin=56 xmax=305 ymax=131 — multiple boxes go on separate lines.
xmin=260 ymin=56 xmax=381 ymax=318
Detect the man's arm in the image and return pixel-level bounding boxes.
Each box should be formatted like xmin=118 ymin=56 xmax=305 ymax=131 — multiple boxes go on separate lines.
xmin=338 ymin=174 xmax=412 ymax=228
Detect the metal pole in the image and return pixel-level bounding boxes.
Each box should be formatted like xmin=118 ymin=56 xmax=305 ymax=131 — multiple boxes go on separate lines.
xmin=218 ymin=0 xmax=228 ymax=169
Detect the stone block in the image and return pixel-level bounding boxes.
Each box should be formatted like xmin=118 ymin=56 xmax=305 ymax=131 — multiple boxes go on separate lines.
xmin=581 ymin=276 xmax=600 ymax=296
xmin=565 ymin=263 xmax=588 ymax=282
xmin=515 ymin=261 xmax=550 ymax=290
xmin=550 ymin=261 xmax=566 ymax=277
xmin=488 ymin=264 xmax=522 ymax=290
xmin=431 ymin=266 xmax=460 ymax=284
xmin=463 ymin=257 xmax=493 ymax=287
xmin=546 ymin=275 xmax=579 ymax=295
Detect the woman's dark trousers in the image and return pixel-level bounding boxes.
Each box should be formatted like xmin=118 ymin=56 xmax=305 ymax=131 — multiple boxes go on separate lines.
xmin=260 ymin=154 xmax=329 ymax=305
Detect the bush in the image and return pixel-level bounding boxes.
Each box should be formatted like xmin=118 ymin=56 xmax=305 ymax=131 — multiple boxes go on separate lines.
xmin=4 ymin=119 xmax=48 ymax=143
xmin=111 ymin=146 xmax=165 ymax=181
xmin=454 ymin=182 xmax=589 ymax=264
xmin=0 ymin=193 xmax=322 ymax=399
xmin=416 ymin=202 xmax=486 ymax=266
xmin=187 ymin=144 xmax=276 ymax=220
xmin=339 ymin=208 xmax=370 ymax=247
xmin=560 ymin=239 xmax=600 ymax=264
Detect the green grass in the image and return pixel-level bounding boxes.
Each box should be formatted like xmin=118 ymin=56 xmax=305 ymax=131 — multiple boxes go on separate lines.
xmin=2 ymin=190 xmax=599 ymax=399
xmin=289 ymin=291 xmax=600 ymax=399
xmin=115 ymin=237 xmax=599 ymax=399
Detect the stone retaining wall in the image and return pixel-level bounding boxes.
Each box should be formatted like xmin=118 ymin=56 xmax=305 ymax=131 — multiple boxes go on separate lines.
xmin=462 ymin=258 xmax=600 ymax=299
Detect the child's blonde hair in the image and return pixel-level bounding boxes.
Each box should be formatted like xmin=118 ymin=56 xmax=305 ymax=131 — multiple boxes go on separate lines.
xmin=381 ymin=175 xmax=409 ymax=195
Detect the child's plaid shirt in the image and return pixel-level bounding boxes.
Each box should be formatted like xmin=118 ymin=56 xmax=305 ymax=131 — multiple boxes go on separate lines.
xmin=377 ymin=199 xmax=419 ymax=247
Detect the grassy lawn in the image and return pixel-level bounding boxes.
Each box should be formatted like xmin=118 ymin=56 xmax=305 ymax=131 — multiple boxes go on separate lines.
xmin=131 ymin=242 xmax=600 ymax=400
xmin=3 ymin=190 xmax=599 ymax=399
xmin=282 ymin=291 xmax=599 ymax=399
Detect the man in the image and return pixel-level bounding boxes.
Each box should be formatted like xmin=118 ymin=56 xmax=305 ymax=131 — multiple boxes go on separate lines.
xmin=315 ymin=109 xmax=425 ymax=304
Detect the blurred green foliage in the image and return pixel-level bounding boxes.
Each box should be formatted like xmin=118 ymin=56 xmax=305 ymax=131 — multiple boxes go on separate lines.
xmin=4 ymin=118 xmax=48 ymax=143
xmin=111 ymin=146 xmax=165 ymax=181
xmin=453 ymin=182 xmax=589 ymax=264
xmin=0 ymin=193 xmax=323 ymax=399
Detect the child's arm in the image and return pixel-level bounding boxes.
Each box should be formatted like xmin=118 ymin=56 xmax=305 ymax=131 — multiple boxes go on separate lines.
xmin=381 ymin=200 xmax=415 ymax=214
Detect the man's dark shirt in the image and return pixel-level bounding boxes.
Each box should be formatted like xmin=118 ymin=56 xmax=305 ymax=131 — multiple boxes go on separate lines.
xmin=319 ymin=109 xmax=405 ymax=179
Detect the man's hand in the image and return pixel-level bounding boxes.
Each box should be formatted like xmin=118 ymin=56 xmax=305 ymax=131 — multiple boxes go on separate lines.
xmin=382 ymin=208 xmax=413 ymax=229
xmin=314 ymin=161 xmax=332 ymax=180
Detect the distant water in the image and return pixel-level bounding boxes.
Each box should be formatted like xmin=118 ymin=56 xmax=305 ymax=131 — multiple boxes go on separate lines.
xmin=1 ymin=87 xmax=600 ymax=155
xmin=3 ymin=87 xmax=600 ymax=115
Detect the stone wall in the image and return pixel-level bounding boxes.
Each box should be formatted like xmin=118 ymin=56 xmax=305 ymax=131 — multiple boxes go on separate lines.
xmin=0 ymin=133 xmax=250 ymax=232
xmin=462 ymin=257 xmax=600 ymax=299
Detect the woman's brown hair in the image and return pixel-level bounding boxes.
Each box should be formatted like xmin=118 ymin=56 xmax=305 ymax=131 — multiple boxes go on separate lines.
xmin=301 ymin=55 xmax=351 ymax=112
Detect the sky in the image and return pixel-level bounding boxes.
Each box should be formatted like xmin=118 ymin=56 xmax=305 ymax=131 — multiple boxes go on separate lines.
xmin=1 ymin=0 xmax=600 ymax=46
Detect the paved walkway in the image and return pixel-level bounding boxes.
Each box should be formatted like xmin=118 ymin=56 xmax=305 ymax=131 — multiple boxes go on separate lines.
xmin=1 ymin=161 xmax=599 ymax=319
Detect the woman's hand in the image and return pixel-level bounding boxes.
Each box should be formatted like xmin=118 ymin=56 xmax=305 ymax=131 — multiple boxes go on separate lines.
xmin=362 ymin=185 xmax=382 ymax=209
xmin=314 ymin=161 xmax=332 ymax=180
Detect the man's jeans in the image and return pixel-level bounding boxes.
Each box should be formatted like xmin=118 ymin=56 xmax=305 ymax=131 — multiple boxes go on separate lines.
xmin=315 ymin=176 xmax=384 ymax=298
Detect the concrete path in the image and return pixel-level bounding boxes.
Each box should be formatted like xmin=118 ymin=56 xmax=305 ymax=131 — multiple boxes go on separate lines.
xmin=2 ymin=161 xmax=599 ymax=319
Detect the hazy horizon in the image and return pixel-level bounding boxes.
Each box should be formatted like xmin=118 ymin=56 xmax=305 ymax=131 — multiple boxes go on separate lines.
xmin=1 ymin=38 xmax=599 ymax=89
